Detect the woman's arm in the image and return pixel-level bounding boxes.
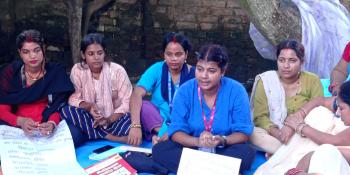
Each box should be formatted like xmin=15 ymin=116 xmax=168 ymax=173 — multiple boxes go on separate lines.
xmin=128 ymin=86 xmax=146 ymax=146
xmin=330 ymin=59 xmax=349 ymax=95
xmin=225 ymin=132 xmax=249 ymax=145
xmin=292 ymin=96 xmax=335 ymax=119
xmin=172 ymin=131 xmax=199 ymax=147
xmin=302 ymin=126 xmax=350 ymax=146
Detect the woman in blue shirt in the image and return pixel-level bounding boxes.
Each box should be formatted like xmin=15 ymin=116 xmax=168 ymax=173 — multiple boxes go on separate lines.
xmin=128 ymin=32 xmax=195 ymax=146
xmin=152 ymin=44 xmax=256 ymax=174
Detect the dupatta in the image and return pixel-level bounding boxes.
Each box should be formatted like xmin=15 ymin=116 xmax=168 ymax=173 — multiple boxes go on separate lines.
xmin=0 ymin=60 xmax=74 ymax=122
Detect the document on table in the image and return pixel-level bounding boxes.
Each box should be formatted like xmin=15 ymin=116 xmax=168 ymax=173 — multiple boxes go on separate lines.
xmin=0 ymin=121 xmax=87 ymax=175
xmin=177 ymin=148 xmax=242 ymax=175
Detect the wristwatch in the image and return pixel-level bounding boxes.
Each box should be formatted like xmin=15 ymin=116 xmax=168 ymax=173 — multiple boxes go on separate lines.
xmin=217 ymin=135 xmax=227 ymax=148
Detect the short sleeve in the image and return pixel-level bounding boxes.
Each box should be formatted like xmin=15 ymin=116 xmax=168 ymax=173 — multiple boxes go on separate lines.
xmin=136 ymin=62 xmax=162 ymax=92
xmin=342 ymin=42 xmax=350 ymax=62
xmin=68 ymin=64 xmax=84 ymax=107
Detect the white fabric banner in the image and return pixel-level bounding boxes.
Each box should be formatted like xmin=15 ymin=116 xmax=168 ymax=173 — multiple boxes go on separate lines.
xmin=249 ymin=0 xmax=350 ymax=78
xmin=0 ymin=121 xmax=87 ymax=175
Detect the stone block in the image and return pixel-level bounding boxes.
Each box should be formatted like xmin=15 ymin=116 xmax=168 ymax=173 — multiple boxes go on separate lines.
xmin=200 ymin=23 xmax=215 ymax=30
xmin=233 ymin=9 xmax=247 ymax=16
xmin=201 ymin=0 xmax=226 ymax=8
xmin=211 ymin=8 xmax=233 ymax=16
xmin=155 ymin=6 xmax=167 ymax=13
xmin=149 ymin=0 xmax=158 ymax=5
xmin=224 ymin=23 xmax=239 ymax=30
xmin=176 ymin=14 xmax=196 ymax=22
xmin=198 ymin=15 xmax=218 ymax=23
xmin=104 ymin=26 xmax=118 ymax=32
xmin=181 ymin=0 xmax=203 ymax=7
xmin=154 ymin=22 xmax=161 ymax=28
xmin=109 ymin=11 xmax=118 ymax=18
xmin=97 ymin=25 xmax=105 ymax=32
xmin=158 ymin=0 xmax=178 ymax=6
xmin=176 ymin=22 xmax=198 ymax=29
xmin=227 ymin=0 xmax=241 ymax=8
xmin=118 ymin=0 xmax=137 ymax=4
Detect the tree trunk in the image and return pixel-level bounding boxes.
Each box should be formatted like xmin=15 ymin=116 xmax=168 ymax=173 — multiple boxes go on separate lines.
xmin=82 ymin=0 xmax=114 ymax=36
xmin=238 ymin=0 xmax=302 ymax=46
xmin=66 ymin=0 xmax=83 ymax=64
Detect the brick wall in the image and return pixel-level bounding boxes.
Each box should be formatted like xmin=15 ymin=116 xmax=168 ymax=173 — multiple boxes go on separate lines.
xmin=90 ymin=0 xmax=275 ymax=88
xmin=0 ymin=0 xmax=277 ymax=90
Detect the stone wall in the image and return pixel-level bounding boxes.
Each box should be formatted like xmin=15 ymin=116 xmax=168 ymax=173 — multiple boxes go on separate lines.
xmin=0 ymin=0 xmax=275 ymax=90
xmin=89 ymin=0 xmax=275 ymax=87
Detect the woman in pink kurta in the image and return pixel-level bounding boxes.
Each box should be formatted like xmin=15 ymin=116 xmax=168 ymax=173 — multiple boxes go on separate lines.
xmin=60 ymin=33 xmax=162 ymax=144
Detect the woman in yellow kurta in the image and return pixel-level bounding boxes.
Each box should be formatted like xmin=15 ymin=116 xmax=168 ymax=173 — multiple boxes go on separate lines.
xmin=250 ymin=39 xmax=323 ymax=154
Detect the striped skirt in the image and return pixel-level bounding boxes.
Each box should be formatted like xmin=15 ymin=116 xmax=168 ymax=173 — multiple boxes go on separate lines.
xmin=60 ymin=105 xmax=131 ymax=140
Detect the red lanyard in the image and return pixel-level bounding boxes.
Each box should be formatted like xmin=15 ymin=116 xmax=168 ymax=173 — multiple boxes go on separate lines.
xmin=197 ymin=86 xmax=219 ymax=132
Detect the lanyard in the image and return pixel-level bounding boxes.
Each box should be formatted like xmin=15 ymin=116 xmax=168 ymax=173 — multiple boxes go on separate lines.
xmin=197 ymin=85 xmax=218 ymax=132
xmin=168 ymin=72 xmax=180 ymax=110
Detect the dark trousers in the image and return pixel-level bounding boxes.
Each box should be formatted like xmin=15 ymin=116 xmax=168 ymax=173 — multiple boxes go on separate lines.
xmin=66 ymin=121 xmax=88 ymax=148
xmin=152 ymin=140 xmax=256 ymax=174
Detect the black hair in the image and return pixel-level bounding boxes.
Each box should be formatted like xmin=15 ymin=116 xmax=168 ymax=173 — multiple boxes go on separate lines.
xmin=195 ymin=44 xmax=228 ymax=71
xmin=80 ymin=33 xmax=106 ymax=53
xmin=276 ymin=39 xmax=305 ymax=61
xmin=80 ymin=33 xmax=108 ymax=66
xmin=16 ymin=29 xmax=45 ymax=51
xmin=162 ymin=32 xmax=191 ymax=53
xmin=338 ymin=81 xmax=350 ymax=106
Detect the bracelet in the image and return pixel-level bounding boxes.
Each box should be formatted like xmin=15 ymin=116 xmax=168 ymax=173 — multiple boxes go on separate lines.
xmin=130 ymin=123 xmax=142 ymax=128
xmin=286 ymin=168 xmax=304 ymax=175
xmin=268 ymin=124 xmax=279 ymax=134
xmin=296 ymin=123 xmax=308 ymax=137
xmin=47 ymin=120 xmax=57 ymax=129
xmin=299 ymin=107 xmax=307 ymax=117
xmin=328 ymin=82 xmax=338 ymax=93
xmin=299 ymin=123 xmax=308 ymax=137
xmin=217 ymin=135 xmax=227 ymax=148
xmin=294 ymin=122 xmax=305 ymax=133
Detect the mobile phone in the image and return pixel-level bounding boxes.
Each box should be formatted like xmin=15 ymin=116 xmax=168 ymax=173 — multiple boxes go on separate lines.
xmin=92 ymin=145 xmax=115 ymax=154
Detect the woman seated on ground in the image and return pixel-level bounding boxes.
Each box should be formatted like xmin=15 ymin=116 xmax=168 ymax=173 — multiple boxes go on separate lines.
xmin=151 ymin=44 xmax=256 ymax=174
xmin=250 ymin=39 xmax=323 ymax=154
xmin=0 ymin=29 xmax=74 ymax=136
xmin=128 ymin=32 xmax=195 ymax=146
xmin=254 ymin=81 xmax=350 ymax=175
xmin=283 ymin=81 xmax=350 ymax=175
xmin=60 ymin=33 xmax=163 ymax=145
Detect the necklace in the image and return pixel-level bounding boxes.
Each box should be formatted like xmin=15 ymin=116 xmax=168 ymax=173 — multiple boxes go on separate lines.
xmin=25 ymin=68 xmax=43 ymax=81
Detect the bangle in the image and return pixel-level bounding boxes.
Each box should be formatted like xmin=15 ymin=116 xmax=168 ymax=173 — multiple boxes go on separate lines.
xmin=268 ymin=124 xmax=279 ymax=134
xmin=299 ymin=124 xmax=308 ymax=137
xmin=130 ymin=123 xmax=142 ymax=128
xmin=296 ymin=123 xmax=308 ymax=137
xmin=286 ymin=168 xmax=304 ymax=175
xmin=47 ymin=120 xmax=57 ymax=129
xmin=299 ymin=107 xmax=307 ymax=117
xmin=328 ymin=82 xmax=338 ymax=93
xmin=294 ymin=122 xmax=305 ymax=132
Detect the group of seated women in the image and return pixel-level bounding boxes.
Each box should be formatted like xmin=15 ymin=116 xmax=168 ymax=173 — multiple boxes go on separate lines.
xmin=1 ymin=29 xmax=350 ymax=175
